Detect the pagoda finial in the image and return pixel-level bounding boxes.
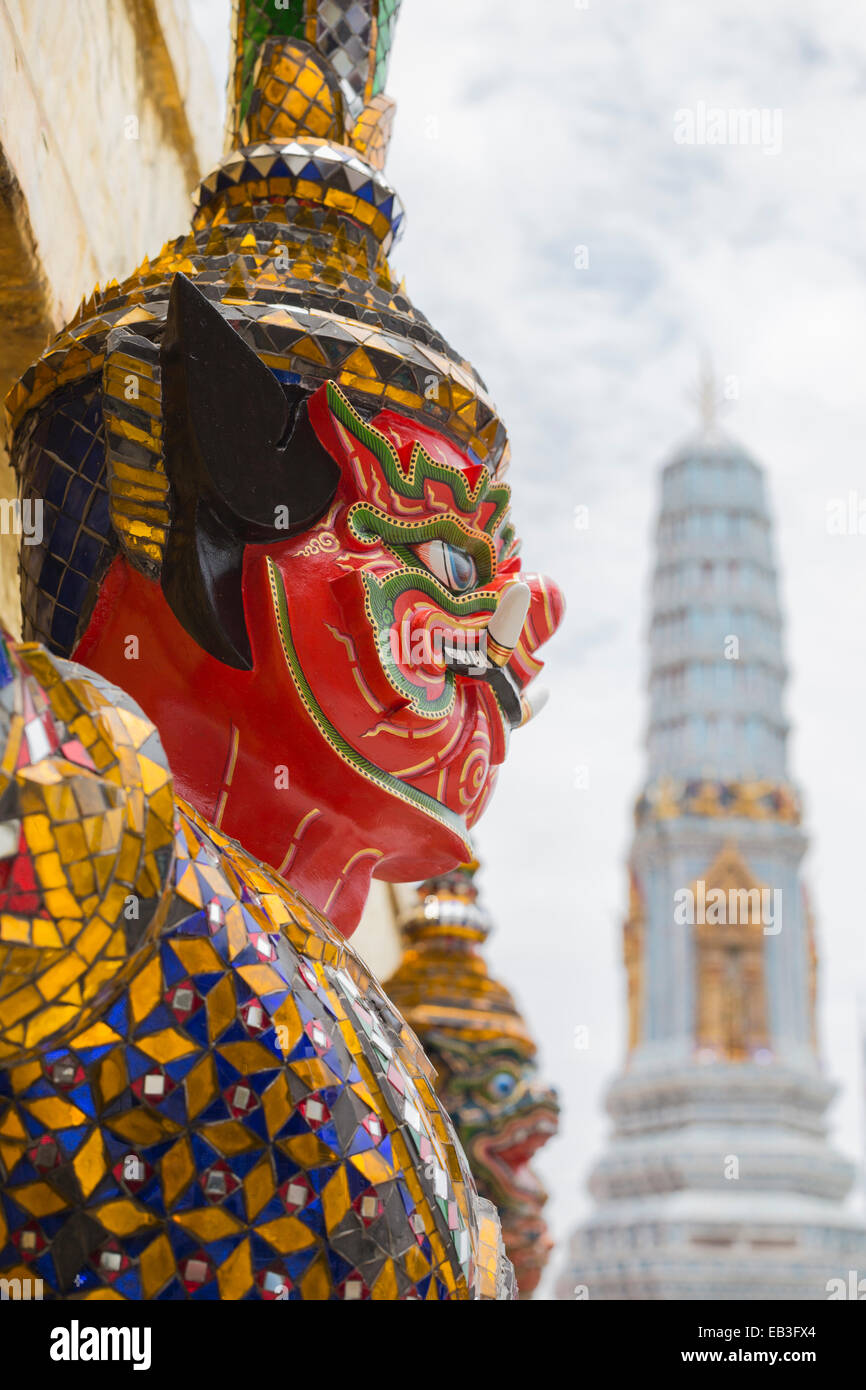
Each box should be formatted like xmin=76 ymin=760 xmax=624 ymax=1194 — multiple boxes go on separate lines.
xmin=694 ymin=352 xmax=720 ymax=435
xmin=699 ymin=360 xmax=716 ymax=431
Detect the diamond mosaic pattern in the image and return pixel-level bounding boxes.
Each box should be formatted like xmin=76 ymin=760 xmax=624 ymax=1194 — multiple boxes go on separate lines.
xmin=193 ymin=138 xmax=405 ymax=249
xmin=315 ymin=0 xmax=374 ymax=118
xmin=244 ymin=39 xmax=347 ymax=145
xmin=18 ymin=384 xmax=116 ymax=656
xmin=0 ymin=639 xmax=510 ymax=1298
xmin=229 ymin=1 xmax=402 ymax=143
xmin=229 ymin=0 xmax=309 ymax=141
xmin=372 ymin=0 xmax=401 ymax=97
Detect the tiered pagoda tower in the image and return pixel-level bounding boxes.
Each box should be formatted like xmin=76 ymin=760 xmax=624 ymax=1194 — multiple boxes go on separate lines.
xmin=558 ymin=402 xmax=866 ymax=1299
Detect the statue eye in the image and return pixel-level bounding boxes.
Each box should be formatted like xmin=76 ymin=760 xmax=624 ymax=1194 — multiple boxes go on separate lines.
xmin=490 ymin=1071 xmax=516 ymax=1099
xmin=411 ymin=539 xmax=478 ymax=594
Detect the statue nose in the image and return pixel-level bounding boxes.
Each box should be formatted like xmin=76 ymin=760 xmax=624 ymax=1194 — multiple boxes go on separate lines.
xmin=530 ymin=1082 xmax=561 ymax=1118
xmin=440 ymin=572 xmax=564 ymax=730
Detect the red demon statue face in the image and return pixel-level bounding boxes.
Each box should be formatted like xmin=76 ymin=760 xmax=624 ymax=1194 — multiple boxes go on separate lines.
xmin=282 ymin=378 xmax=562 ymax=822
xmin=38 ymin=276 xmax=563 ymax=933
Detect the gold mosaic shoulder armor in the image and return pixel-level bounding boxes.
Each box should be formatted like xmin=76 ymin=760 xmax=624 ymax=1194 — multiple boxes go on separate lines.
xmin=0 ymin=635 xmax=512 ymax=1299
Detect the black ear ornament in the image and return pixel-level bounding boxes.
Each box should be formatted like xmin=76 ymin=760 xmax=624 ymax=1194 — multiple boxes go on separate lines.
xmin=160 ymin=272 xmax=340 ymax=669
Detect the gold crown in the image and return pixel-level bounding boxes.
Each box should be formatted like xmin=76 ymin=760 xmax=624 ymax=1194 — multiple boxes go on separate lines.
xmin=6 ymin=0 xmax=508 ymax=489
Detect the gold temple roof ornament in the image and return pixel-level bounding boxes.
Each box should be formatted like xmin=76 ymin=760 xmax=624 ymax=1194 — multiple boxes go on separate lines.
xmin=635 ymin=775 xmax=802 ymax=825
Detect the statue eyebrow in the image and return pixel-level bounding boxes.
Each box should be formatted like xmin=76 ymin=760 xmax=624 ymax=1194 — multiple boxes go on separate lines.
xmin=326 ymin=381 xmax=511 ymax=532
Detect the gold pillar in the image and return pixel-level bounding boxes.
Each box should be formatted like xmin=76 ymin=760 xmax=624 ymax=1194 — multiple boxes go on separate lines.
xmin=694 ymin=843 xmax=769 ymax=1060
xmin=623 ymin=869 xmax=645 ymax=1053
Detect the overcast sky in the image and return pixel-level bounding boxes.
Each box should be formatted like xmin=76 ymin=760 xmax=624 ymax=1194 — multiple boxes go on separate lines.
xmin=192 ymin=0 xmax=866 ymax=1296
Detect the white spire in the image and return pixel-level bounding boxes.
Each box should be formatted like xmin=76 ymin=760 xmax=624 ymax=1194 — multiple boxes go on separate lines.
xmin=688 ymin=352 xmax=725 ymax=440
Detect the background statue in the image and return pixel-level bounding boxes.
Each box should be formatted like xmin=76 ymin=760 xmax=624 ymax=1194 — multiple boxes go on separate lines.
xmin=387 ymin=862 xmax=560 ymax=1296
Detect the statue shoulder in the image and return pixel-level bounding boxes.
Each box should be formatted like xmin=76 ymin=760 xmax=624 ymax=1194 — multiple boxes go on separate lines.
xmin=0 ymin=633 xmax=176 ymax=1060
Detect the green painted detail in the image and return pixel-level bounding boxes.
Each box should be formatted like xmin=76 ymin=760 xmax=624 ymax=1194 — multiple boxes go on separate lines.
xmin=267 ymin=558 xmax=471 ymax=844
xmin=361 ymin=567 xmax=496 ymax=718
xmin=238 ymin=0 xmax=308 ymax=126
xmin=499 ymin=521 xmax=517 ymax=557
xmin=326 ymin=380 xmax=511 ymax=537
xmin=372 ymin=0 xmax=403 ymax=97
xmin=347 ymin=505 xmax=495 ymax=585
